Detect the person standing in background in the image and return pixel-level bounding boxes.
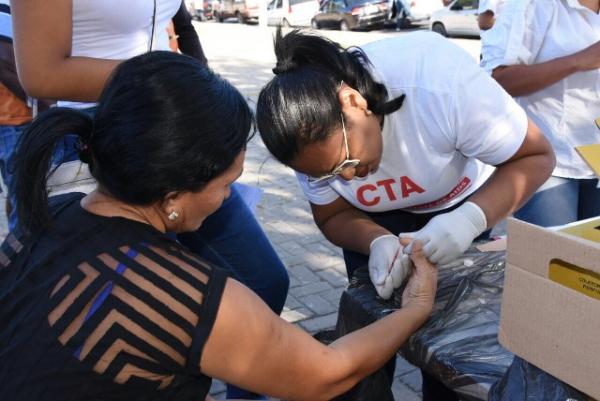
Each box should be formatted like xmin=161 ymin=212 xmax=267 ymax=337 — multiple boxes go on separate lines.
xmin=172 ymin=1 xmax=208 ymax=65
xmin=482 ymin=0 xmax=600 ymax=227
xmin=0 ymin=0 xmax=52 ymax=229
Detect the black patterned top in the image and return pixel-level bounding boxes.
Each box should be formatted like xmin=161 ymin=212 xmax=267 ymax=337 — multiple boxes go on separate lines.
xmin=0 ymin=193 xmax=228 ymax=401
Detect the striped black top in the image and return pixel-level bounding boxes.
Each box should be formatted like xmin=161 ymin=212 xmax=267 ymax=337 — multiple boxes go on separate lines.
xmin=0 ymin=193 xmax=228 ymax=401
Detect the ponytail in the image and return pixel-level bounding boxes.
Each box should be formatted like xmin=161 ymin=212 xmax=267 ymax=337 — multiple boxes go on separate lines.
xmin=257 ymin=29 xmax=404 ymax=165
xmin=15 ymin=108 xmax=93 ymax=233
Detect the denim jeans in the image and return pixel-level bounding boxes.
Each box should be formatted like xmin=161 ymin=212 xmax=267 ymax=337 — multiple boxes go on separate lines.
xmin=0 ymin=120 xmax=86 ymax=230
xmin=514 ymin=176 xmax=600 ymax=227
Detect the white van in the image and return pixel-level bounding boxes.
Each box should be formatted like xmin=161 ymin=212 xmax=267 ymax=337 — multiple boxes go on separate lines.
xmin=267 ymin=0 xmax=320 ymax=27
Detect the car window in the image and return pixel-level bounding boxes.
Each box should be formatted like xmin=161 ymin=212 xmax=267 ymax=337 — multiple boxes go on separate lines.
xmin=454 ymin=0 xmax=476 ymax=10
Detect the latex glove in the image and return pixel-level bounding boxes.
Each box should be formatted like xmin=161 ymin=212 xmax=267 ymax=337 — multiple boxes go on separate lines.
xmin=400 ymin=201 xmax=487 ymax=266
xmin=368 ymin=235 xmax=412 ymax=299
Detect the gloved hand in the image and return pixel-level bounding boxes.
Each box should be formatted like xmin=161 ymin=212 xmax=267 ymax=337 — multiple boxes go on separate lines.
xmin=368 ymin=234 xmax=412 ymax=299
xmin=400 ymin=201 xmax=487 ymax=266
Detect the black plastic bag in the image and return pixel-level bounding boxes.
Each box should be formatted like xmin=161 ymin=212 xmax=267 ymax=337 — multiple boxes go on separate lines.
xmin=489 ymin=357 xmax=592 ymax=401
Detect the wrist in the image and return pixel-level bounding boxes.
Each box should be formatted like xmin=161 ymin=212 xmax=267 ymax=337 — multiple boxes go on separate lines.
xmin=459 ymin=201 xmax=487 ymax=235
xmin=369 ymin=232 xmax=396 ymax=251
xmin=401 ymin=303 xmax=433 ymax=328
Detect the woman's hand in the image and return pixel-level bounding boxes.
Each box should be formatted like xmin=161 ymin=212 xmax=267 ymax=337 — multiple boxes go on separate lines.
xmin=400 ymin=240 xmax=437 ymax=314
xmin=368 ymin=235 xmax=411 ymax=299
xmin=400 ymin=201 xmax=487 ymax=266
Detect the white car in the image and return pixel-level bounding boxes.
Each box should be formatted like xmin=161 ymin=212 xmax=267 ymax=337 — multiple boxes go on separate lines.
xmin=429 ymin=0 xmax=480 ymax=37
xmin=267 ymin=0 xmax=320 ymax=27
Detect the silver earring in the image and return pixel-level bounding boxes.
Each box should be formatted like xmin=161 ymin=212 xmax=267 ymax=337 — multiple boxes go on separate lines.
xmin=168 ymin=210 xmax=180 ymax=221
xmin=365 ymin=109 xmax=373 ymax=116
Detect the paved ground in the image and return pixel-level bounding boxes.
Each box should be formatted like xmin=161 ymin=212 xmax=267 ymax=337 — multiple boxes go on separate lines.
xmin=0 ymin=23 xmax=482 ymax=400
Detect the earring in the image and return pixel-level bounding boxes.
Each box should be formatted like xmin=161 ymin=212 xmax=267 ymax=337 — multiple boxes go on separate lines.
xmin=168 ymin=210 xmax=180 ymax=221
xmin=365 ymin=109 xmax=373 ymax=116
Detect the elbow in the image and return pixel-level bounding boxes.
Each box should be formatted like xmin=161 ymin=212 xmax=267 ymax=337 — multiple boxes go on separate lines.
xmin=299 ymin=350 xmax=361 ymax=401
xmin=18 ymin=74 xmax=54 ymax=99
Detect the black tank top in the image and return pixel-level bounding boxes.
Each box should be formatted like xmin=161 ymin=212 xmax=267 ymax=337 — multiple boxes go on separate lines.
xmin=0 ymin=193 xmax=228 ymax=401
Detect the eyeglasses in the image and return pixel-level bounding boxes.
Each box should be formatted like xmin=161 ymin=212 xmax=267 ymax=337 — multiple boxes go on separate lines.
xmin=307 ymin=114 xmax=360 ymax=183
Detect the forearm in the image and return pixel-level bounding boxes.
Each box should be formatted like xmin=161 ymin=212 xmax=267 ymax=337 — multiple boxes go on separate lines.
xmin=16 ymin=56 xmax=120 ymax=101
xmin=318 ymin=209 xmax=391 ymax=254
xmin=470 ymin=154 xmax=554 ymax=227
xmin=172 ymin=2 xmax=208 ymax=64
xmin=324 ymin=306 xmax=428 ymax=395
xmin=492 ymin=55 xmax=579 ymax=97
xmin=11 ymin=0 xmax=122 ymax=102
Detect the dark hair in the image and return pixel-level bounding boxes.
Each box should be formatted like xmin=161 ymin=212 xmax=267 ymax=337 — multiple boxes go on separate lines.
xmin=256 ymin=29 xmax=405 ymax=165
xmin=15 ymin=51 xmax=253 ymax=232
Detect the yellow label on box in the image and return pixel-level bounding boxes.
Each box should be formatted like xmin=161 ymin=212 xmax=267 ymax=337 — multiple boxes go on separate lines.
xmin=559 ymin=218 xmax=600 ymax=243
xmin=549 ymin=259 xmax=600 ymax=301
xmin=576 ymin=144 xmax=600 ymax=176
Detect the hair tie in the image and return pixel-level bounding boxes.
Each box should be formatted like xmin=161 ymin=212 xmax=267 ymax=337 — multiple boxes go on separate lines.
xmin=272 ymin=59 xmax=297 ymax=75
xmin=75 ymin=139 xmax=93 ymax=165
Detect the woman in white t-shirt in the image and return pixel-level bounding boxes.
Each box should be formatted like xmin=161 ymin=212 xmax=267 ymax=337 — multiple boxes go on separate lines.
xmin=481 ymin=0 xmax=600 ymax=227
xmin=11 ymin=2 xmax=290 ymax=399
xmin=257 ymin=29 xmax=554 ymax=298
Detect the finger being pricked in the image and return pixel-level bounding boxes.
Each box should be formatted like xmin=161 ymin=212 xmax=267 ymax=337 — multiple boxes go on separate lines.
xmin=406 ymin=241 xmax=436 ymax=273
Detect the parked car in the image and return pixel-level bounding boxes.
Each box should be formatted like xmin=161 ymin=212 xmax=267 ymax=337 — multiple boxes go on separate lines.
xmin=429 ymin=0 xmax=479 ymax=37
xmin=311 ymin=0 xmax=389 ymax=31
xmin=186 ymin=0 xmax=215 ymax=20
xmin=267 ymin=0 xmax=320 ymax=27
xmin=214 ymin=0 xmax=260 ymax=23
xmin=393 ymin=0 xmax=444 ymax=26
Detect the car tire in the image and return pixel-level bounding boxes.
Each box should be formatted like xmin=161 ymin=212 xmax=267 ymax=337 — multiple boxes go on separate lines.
xmin=216 ymin=12 xmax=224 ymax=22
xmin=236 ymin=11 xmax=245 ymax=24
xmin=340 ymin=19 xmax=350 ymax=31
xmin=311 ymin=19 xmax=320 ymax=29
xmin=432 ymin=22 xmax=448 ymax=37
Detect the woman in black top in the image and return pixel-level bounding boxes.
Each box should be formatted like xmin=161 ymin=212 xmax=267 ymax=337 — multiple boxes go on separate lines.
xmin=0 ymin=51 xmax=437 ymax=401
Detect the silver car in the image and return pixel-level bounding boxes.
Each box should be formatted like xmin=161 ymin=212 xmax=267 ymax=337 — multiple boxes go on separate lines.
xmin=429 ymin=0 xmax=479 ymax=37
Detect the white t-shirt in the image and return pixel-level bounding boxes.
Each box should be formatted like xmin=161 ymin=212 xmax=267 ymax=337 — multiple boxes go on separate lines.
xmin=481 ymin=0 xmax=600 ymax=179
xmin=60 ymin=0 xmax=181 ymax=109
xmin=296 ymin=32 xmax=528 ymax=214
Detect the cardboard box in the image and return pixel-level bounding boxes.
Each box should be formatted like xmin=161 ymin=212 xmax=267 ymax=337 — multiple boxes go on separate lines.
xmin=499 ymin=218 xmax=600 ymax=399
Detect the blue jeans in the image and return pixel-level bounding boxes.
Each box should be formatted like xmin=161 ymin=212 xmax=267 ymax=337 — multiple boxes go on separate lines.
xmin=0 ymin=122 xmax=80 ymax=231
xmin=514 ymin=176 xmax=600 ymax=227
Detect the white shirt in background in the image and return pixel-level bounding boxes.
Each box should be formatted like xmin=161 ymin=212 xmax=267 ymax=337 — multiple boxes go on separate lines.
xmin=296 ymin=32 xmax=528 ymax=214
xmin=60 ymin=0 xmax=181 ymax=109
xmin=481 ymin=0 xmax=600 ymax=179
